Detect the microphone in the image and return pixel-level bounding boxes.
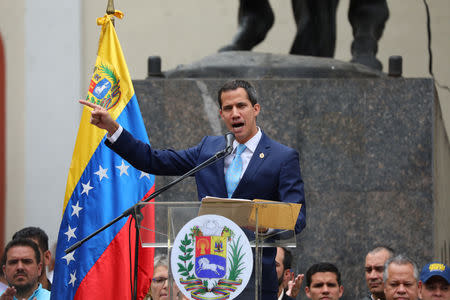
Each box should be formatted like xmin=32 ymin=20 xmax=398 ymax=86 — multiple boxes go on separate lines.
xmin=225 ymin=132 xmax=235 ymax=154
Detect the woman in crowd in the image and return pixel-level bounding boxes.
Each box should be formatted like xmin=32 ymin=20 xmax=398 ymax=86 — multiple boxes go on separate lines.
xmin=144 ymin=254 xmax=188 ymax=300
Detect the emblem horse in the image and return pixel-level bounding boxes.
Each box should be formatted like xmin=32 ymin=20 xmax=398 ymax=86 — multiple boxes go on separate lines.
xmin=197 ymin=257 xmax=225 ymax=275
xmin=94 ymin=82 xmax=109 ymax=95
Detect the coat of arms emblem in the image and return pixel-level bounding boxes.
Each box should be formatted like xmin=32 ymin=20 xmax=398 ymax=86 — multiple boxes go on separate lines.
xmin=171 ymin=214 xmax=253 ymax=300
xmin=86 ymin=62 xmax=121 ymax=110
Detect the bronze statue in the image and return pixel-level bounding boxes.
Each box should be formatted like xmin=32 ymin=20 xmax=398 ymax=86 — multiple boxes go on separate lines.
xmin=219 ymin=0 xmax=389 ymax=71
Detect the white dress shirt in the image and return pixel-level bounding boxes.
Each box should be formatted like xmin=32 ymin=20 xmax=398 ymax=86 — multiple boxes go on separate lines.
xmin=224 ymin=128 xmax=262 ymax=178
xmin=107 ymin=124 xmax=123 ymax=143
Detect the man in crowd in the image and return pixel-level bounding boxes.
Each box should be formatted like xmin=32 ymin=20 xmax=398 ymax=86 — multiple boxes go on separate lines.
xmin=418 ymin=262 xmax=450 ymax=300
xmin=305 ymin=262 xmax=344 ymax=300
xmin=0 ymin=238 xmax=50 ymax=300
xmin=383 ymin=254 xmax=419 ymax=300
xmin=275 ymin=247 xmax=303 ymax=300
xmin=81 ymin=79 xmax=306 ymax=299
xmin=361 ymin=246 xmax=394 ymax=300
xmin=12 ymin=227 xmax=52 ymax=291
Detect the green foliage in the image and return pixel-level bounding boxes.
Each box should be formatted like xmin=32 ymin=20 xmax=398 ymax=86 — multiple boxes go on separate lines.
xmin=228 ymin=236 xmax=245 ymax=281
xmin=181 ymin=233 xmax=192 ymax=246
xmin=97 ymin=63 xmax=118 ymax=85
xmin=177 ymin=233 xmax=194 ymax=278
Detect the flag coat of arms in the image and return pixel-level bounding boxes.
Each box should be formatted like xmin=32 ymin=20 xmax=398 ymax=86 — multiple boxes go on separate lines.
xmin=51 ymin=11 xmax=155 ymax=300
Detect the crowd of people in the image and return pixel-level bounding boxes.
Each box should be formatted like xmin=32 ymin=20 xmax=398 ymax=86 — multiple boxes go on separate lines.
xmin=0 ymin=227 xmax=448 ymax=300
xmin=274 ymin=246 xmax=450 ymax=300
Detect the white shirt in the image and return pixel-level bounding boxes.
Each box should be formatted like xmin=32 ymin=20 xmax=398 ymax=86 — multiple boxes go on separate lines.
xmin=278 ymin=289 xmax=285 ymax=300
xmin=107 ymin=125 xmax=123 ymax=143
xmin=224 ymin=128 xmax=262 ymax=178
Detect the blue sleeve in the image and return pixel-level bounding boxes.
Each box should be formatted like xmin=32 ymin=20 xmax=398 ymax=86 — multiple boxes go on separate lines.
xmin=278 ymin=150 xmax=306 ymax=234
xmin=106 ymin=128 xmax=204 ymax=176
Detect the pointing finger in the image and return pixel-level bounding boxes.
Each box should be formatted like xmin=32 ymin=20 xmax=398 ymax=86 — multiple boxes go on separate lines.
xmin=79 ymin=99 xmax=101 ymax=110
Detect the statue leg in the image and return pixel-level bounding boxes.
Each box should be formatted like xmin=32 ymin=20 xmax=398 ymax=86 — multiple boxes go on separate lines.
xmin=290 ymin=0 xmax=339 ymax=57
xmin=348 ymin=0 xmax=389 ymax=70
xmin=219 ymin=0 xmax=274 ymax=52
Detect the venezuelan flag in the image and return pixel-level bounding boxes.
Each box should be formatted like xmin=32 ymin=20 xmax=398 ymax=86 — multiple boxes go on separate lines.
xmin=51 ymin=11 xmax=155 ymax=300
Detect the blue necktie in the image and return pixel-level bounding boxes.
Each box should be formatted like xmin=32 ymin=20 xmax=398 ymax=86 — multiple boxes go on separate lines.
xmin=225 ymin=144 xmax=246 ymax=198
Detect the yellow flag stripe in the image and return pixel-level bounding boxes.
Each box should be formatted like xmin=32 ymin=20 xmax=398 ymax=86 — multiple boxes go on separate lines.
xmin=62 ymin=12 xmax=134 ymax=211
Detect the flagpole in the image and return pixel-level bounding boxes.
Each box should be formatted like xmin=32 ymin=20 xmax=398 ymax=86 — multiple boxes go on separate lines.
xmin=106 ymin=0 xmax=115 ymax=26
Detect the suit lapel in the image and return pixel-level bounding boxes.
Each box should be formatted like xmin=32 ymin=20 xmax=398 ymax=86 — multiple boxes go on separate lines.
xmin=237 ymin=132 xmax=271 ymax=188
xmin=215 ymin=138 xmax=228 ymax=196
xmin=216 ymin=156 xmax=227 ymax=195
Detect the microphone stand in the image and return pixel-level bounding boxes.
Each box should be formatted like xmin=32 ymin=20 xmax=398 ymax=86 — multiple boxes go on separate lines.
xmin=65 ymin=142 xmax=233 ymax=300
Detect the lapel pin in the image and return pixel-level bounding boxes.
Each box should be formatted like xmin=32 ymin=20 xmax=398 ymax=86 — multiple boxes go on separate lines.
xmin=259 ymin=153 xmax=264 ymax=159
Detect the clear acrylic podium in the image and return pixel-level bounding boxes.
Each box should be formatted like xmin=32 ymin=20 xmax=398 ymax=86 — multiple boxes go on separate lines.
xmin=136 ymin=199 xmax=299 ymax=300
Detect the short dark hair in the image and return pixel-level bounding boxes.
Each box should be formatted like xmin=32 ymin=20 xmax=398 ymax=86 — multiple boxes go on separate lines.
xmin=3 ymin=238 xmax=41 ymax=265
xmin=217 ymin=79 xmax=258 ymax=107
xmin=12 ymin=227 xmax=49 ymax=252
xmin=306 ymin=262 xmax=341 ymax=287
xmin=281 ymin=247 xmax=293 ymax=270
xmin=367 ymin=245 xmax=395 ymax=258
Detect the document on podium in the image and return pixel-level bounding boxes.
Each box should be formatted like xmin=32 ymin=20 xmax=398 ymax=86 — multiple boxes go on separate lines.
xmin=199 ymin=196 xmax=301 ymax=230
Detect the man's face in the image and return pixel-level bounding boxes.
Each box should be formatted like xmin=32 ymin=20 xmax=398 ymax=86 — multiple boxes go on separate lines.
xmin=3 ymin=246 xmax=42 ymax=295
xmin=275 ymin=247 xmax=285 ymax=285
xmin=384 ymin=263 xmax=419 ymax=300
xmin=219 ymin=87 xmax=260 ymax=144
xmin=419 ymin=277 xmax=450 ymax=300
xmin=305 ymin=272 xmax=344 ymax=300
xmin=365 ymin=249 xmax=391 ymax=297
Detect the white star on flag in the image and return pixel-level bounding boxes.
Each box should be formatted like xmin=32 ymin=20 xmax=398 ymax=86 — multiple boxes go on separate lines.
xmin=68 ymin=271 xmax=77 ymax=287
xmin=116 ymin=160 xmax=130 ymax=176
xmin=71 ymin=201 xmax=83 ymax=217
xmin=139 ymin=171 xmax=150 ymax=180
xmin=62 ymin=251 xmax=76 ymax=266
xmin=81 ymin=180 xmax=93 ymax=196
xmin=64 ymin=225 xmax=77 ymax=241
xmin=94 ymin=165 xmax=109 ymax=181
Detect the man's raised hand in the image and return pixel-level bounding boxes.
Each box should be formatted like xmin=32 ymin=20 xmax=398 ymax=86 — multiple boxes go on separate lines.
xmin=79 ymin=99 xmax=119 ymax=135
xmin=286 ymin=272 xmax=304 ymax=298
xmin=0 ymin=287 xmax=16 ymax=300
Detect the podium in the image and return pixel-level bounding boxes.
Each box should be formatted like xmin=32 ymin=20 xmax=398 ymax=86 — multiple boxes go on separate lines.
xmin=136 ymin=199 xmax=301 ymax=300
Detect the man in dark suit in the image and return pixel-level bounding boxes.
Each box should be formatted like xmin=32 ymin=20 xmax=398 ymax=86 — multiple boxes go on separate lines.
xmin=80 ymin=79 xmax=306 ymax=300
